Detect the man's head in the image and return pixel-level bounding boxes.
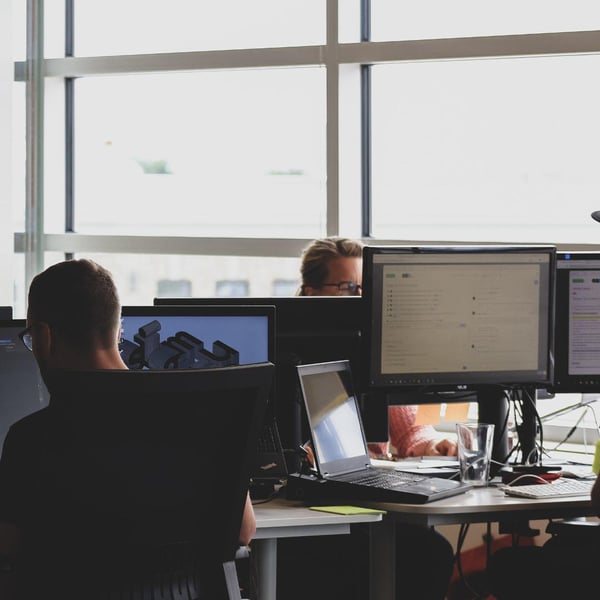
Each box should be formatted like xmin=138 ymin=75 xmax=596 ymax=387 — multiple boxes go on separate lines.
xmin=299 ymin=237 xmax=364 ymax=296
xmin=26 ymin=259 xmax=125 ymax=370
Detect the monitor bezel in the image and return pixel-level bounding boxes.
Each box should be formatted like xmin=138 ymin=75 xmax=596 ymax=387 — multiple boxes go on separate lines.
xmin=361 ymin=244 xmax=557 ymax=393
xmin=551 ymin=250 xmax=600 ymax=393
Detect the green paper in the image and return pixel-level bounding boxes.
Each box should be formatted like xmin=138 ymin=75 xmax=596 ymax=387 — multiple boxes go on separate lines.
xmin=309 ymin=505 xmax=386 ymax=516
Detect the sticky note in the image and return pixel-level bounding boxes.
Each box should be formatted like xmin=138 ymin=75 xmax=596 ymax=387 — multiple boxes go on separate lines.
xmin=308 ymin=506 xmax=386 ymax=516
xmin=593 ymin=440 xmax=600 ymax=475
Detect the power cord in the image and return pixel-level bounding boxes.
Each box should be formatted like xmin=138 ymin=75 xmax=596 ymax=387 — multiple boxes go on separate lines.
xmin=454 ymin=522 xmax=490 ymax=600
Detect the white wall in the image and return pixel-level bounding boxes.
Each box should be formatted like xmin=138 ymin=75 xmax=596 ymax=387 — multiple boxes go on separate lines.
xmin=0 ymin=0 xmax=13 ymax=308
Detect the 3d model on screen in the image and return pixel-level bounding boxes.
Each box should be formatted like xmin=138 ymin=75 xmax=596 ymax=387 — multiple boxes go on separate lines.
xmin=119 ymin=319 xmax=240 ymax=370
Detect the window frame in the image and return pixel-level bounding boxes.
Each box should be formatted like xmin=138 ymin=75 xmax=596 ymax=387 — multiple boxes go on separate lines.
xmin=13 ymin=0 xmax=600 ymax=447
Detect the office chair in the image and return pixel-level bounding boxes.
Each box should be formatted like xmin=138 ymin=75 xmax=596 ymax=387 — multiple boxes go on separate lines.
xmin=13 ymin=363 xmax=273 ymax=600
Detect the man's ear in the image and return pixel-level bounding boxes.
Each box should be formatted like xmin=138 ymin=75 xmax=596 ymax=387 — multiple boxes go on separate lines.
xmin=33 ymin=322 xmax=53 ymax=362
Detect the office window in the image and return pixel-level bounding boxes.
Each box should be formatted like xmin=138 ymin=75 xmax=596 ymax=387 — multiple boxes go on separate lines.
xmin=370 ymin=55 xmax=600 ymax=243
xmin=11 ymin=0 xmax=25 ymax=60
xmin=76 ymin=254 xmax=300 ymax=306
xmin=371 ymin=0 xmax=600 ymax=40
xmin=12 ymin=0 xmax=600 ymax=448
xmin=11 ymin=84 xmax=25 ymax=231
xmin=156 ymin=279 xmax=192 ymax=298
xmin=72 ymin=69 xmax=326 ymax=238
xmin=73 ymin=0 xmax=325 ymax=57
xmin=272 ymin=279 xmax=299 ymax=296
xmin=216 ymin=280 xmax=249 ymax=297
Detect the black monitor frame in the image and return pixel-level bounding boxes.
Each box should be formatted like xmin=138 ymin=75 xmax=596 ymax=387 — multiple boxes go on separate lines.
xmin=552 ymin=250 xmax=600 ymax=393
xmin=120 ymin=304 xmax=275 ymax=371
xmin=361 ymin=244 xmax=556 ymax=395
xmin=120 ymin=304 xmax=276 ymax=431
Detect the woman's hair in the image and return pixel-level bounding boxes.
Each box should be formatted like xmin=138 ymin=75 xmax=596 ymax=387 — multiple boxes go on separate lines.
xmin=298 ymin=237 xmax=363 ymax=295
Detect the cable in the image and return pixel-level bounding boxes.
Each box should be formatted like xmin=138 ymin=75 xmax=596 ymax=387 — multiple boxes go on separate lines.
xmin=453 ymin=522 xmax=490 ymax=600
xmin=551 ymin=410 xmax=588 ymax=452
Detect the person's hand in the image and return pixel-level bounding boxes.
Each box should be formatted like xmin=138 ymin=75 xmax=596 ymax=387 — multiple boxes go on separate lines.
xmin=300 ymin=441 xmax=315 ymax=467
xmin=424 ymin=438 xmax=458 ymax=456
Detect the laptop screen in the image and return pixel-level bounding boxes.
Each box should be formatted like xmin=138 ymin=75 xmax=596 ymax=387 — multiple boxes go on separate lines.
xmin=297 ymin=360 xmax=370 ymax=477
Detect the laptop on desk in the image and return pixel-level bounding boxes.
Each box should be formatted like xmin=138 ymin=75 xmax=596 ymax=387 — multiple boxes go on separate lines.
xmin=289 ymin=360 xmax=472 ymax=504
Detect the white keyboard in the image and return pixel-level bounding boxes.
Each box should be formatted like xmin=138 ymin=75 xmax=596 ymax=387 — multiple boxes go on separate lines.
xmin=501 ymin=478 xmax=594 ymax=499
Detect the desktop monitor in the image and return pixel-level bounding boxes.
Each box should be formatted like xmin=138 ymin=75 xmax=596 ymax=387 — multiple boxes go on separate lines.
xmin=120 ymin=305 xmax=274 ymax=371
xmin=362 ymin=245 xmax=556 ymax=394
xmin=361 ymin=245 xmax=556 ymax=468
xmin=0 ymin=319 xmax=50 ymax=451
xmin=552 ymin=251 xmax=600 ymax=393
xmin=152 ymin=296 xmax=387 ymax=464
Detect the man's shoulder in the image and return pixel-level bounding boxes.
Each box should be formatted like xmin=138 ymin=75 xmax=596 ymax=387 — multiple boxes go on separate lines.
xmin=8 ymin=405 xmax=52 ymax=435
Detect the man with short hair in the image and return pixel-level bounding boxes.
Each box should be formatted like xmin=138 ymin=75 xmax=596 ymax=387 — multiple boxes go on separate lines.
xmin=0 ymin=259 xmax=256 ymax=598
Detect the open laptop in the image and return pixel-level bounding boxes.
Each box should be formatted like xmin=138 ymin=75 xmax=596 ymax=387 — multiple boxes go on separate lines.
xmin=292 ymin=360 xmax=472 ymax=504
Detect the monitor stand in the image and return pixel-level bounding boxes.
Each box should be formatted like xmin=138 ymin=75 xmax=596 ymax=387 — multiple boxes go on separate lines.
xmin=477 ymin=387 xmax=510 ymax=477
xmin=515 ymin=386 xmax=539 ymax=465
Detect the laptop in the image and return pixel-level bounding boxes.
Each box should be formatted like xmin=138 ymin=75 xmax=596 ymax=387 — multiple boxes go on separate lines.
xmin=291 ymin=360 xmax=472 ymax=504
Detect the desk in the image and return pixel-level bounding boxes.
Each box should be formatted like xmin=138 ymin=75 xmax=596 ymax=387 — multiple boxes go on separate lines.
xmin=364 ymin=483 xmax=594 ymax=600
xmin=253 ymin=498 xmax=383 ymax=600
xmin=254 ymin=487 xmax=593 ymax=600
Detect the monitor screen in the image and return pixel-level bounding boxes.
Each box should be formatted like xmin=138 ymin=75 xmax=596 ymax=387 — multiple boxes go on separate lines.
xmin=362 ymin=245 xmax=556 ymax=393
xmin=120 ymin=305 xmax=275 ymax=371
xmin=552 ymin=251 xmax=600 ymax=393
xmin=0 ymin=319 xmax=50 ymax=451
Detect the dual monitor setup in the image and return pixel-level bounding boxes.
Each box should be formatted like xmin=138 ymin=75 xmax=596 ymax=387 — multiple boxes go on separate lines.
xmin=1 ymin=246 xmax=600 ymax=472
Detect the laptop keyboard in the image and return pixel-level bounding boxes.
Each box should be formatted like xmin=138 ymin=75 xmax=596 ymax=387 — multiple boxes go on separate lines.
xmin=336 ymin=470 xmax=427 ymax=489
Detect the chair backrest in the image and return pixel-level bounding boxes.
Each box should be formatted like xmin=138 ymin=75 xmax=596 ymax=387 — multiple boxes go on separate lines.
xmin=23 ymin=362 xmax=273 ymax=597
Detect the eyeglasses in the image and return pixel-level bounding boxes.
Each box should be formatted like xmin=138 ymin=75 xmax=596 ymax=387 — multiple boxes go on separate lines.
xmin=319 ymin=281 xmax=362 ymax=296
xmin=18 ymin=327 xmax=33 ymax=352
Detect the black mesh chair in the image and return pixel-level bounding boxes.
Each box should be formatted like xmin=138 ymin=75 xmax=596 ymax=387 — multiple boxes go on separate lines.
xmin=13 ymin=363 xmax=273 ymax=600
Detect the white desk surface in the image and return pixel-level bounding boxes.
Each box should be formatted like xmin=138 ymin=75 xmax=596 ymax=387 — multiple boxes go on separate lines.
xmin=360 ymin=481 xmax=595 ymax=526
xmin=254 ymin=496 xmax=383 ymax=537
xmin=252 ymin=497 xmax=383 ymax=600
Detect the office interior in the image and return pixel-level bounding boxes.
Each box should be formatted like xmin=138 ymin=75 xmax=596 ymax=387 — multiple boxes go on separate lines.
xmin=3 ymin=3 xmax=600 ymax=598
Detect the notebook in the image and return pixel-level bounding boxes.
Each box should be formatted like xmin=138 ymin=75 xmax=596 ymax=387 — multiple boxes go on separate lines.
xmin=292 ymin=360 xmax=472 ymax=504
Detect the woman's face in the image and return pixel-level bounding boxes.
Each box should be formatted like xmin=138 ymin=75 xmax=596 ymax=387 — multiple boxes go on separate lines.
xmin=304 ymin=256 xmax=363 ymax=296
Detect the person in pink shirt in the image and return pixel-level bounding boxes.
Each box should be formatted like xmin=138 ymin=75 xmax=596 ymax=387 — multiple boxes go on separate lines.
xmin=369 ymin=404 xmax=458 ymax=458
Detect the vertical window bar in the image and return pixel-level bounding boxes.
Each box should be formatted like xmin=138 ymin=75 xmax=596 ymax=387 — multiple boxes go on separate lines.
xmin=326 ymin=0 xmax=340 ymax=236
xmin=65 ymin=0 xmax=75 ymax=260
xmin=25 ymin=0 xmax=45 ymax=289
xmin=360 ymin=0 xmax=372 ymax=238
